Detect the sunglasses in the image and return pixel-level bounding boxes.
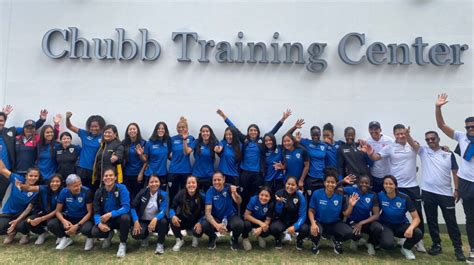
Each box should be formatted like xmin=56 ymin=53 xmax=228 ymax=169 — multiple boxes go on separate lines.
xmin=465 ymin=126 xmax=474 ymax=130
xmin=425 ymin=137 xmax=437 ymax=142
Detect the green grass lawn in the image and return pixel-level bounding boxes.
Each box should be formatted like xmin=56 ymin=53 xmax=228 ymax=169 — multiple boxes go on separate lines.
xmin=0 ymin=233 xmax=469 ymax=264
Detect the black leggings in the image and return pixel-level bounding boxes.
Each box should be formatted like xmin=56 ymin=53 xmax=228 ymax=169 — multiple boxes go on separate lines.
xmin=240 ymin=170 xmax=263 ymax=212
xmin=168 ymin=173 xmax=189 ymax=202
xmin=123 ymin=175 xmax=144 ymax=200
xmin=0 ymin=215 xmax=17 ymax=235
xmin=202 ymin=215 xmax=244 ymax=241
xmin=15 ymin=214 xmax=49 ymax=235
xmin=47 ymin=216 xmax=93 ymax=238
xmin=349 ymin=221 xmax=383 ymax=245
xmin=243 ymin=220 xmax=271 ymax=239
xmin=379 ymin=223 xmax=423 ymax=250
xmin=170 ymin=216 xmax=203 ymax=239
xmin=91 ymin=214 xmax=131 ymax=243
xmin=131 ymin=218 xmax=169 ymax=244
xmin=399 ymin=187 xmax=424 ymax=236
xmin=310 ymin=221 xmax=352 ymax=244
xmin=269 ymin=220 xmax=309 ymax=241
xmin=224 ymin=174 xmax=239 ymax=186
xmin=198 ymin=178 xmax=212 ymax=194
xmin=264 ymin=179 xmax=284 ymax=195
xmin=459 ymin=177 xmax=474 ymax=250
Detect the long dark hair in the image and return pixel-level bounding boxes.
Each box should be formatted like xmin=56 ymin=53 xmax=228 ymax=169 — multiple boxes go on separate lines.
xmin=181 ymin=176 xmax=202 ymax=217
xmin=44 ymin=174 xmax=63 ymax=213
xmin=224 ymin=127 xmax=242 ymax=163
xmin=257 ymin=186 xmax=273 ymax=204
xmin=123 ymin=123 xmax=144 ymax=158
xmin=383 ymin=175 xmax=398 ymax=193
xmin=246 ymin=124 xmax=261 ymax=141
xmin=195 ymin=125 xmax=219 ymax=159
xmin=38 ymin=125 xmax=55 ymax=159
xmin=86 ymin=115 xmax=106 ymax=133
xmin=262 ymin=133 xmax=277 ymax=152
xmin=150 ymin=122 xmax=170 ymax=143
xmin=103 ymin=124 xmax=120 ymax=141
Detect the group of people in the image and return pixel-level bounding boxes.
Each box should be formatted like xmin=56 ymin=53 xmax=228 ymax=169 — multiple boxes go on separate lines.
xmin=0 ymin=93 xmax=472 ymax=263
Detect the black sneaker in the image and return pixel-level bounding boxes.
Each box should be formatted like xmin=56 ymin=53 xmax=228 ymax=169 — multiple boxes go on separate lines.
xmin=454 ymin=248 xmax=466 ymax=261
xmin=208 ymin=237 xmax=216 ymax=250
xmin=428 ymin=244 xmax=442 ymax=256
xmin=275 ymin=239 xmax=282 ymax=250
xmin=333 ymin=240 xmax=343 ymax=254
xmin=230 ymin=237 xmax=238 ymax=251
xmin=311 ymin=242 xmax=320 ymax=255
xmin=296 ymin=239 xmax=303 ymax=251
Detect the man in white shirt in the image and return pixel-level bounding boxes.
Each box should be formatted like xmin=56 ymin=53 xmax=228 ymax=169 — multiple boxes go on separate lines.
xmin=363 ymin=124 xmax=426 ymax=253
xmin=436 ymin=93 xmax=474 ymax=263
xmin=366 ymin=121 xmax=394 ymax=193
xmin=406 ymin=128 xmax=465 ymax=261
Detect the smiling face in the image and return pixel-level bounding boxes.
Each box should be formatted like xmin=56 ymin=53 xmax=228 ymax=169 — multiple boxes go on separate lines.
xmin=383 ymin=177 xmax=396 ymax=194
xmin=311 ymin=127 xmax=321 ymax=142
xmin=212 ymin=172 xmax=225 ymax=191
xmin=157 ymin=123 xmax=166 ymax=137
xmin=186 ymin=176 xmax=198 ymax=194
xmin=23 ymin=126 xmax=35 ymax=138
xmin=102 ymin=169 xmax=117 ymax=187
xmin=103 ymin=128 xmax=115 ymax=142
xmin=258 ymin=190 xmax=271 ymax=205
xmin=25 ymin=169 xmax=40 ymax=185
xmin=264 ymin=135 xmax=274 ymax=149
xmin=68 ymin=179 xmax=82 ymax=195
xmin=148 ymin=176 xmax=160 ymax=193
xmin=49 ymin=176 xmax=62 ymax=192
xmin=44 ymin=127 xmax=54 ymax=142
xmin=466 ymin=121 xmax=474 ymax=137
xmin=177 ymin=122 xmax=187 ymax=135
xmin=282 ymin=135 xmax=294 ymax=150
xmin=248 ymin=126 xmax=259 ymax=140
xmin=224 ymin=129 xmax=233 ymax=143
xmin=369 ymin=127 xmax=381 ymax=141
xmin=324 ymin=176 xmax=337 ymax=193
xmin=425 ymin=132 xmax=440 ymax=149
xmin=127 ymin=124 xmax=138 ymax=139
xmin=61 ymin=134 xmax=72 ymax=148
xmin=89 ymin=121 xmax=101 ymax=135
xmin=358 ymin=176 xmax=370 ymax=193
xmin=344 ymin=129 xmax=355 ymax=145
xmin=394 ymin=128 xmax=407 ymax=145
xmin=285 ymin=178 xmax=297 ymax=194
xmin=201 ymin=127 xmax=210 ymax=142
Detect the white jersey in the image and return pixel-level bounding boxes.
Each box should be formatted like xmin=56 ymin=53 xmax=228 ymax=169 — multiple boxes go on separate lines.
xmin=454 ymin=131 xmax=474 ymax=182
xmin=366 ymin=134 xmax=394 ymax=178
xmin=378 ymin=142 xmax=418 ymax=188
xmin=419 ymin=146 xmax=457 ymax=196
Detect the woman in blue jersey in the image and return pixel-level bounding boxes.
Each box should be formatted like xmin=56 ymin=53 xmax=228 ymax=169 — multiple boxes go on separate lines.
xmin=142 ymin=122 xmax=171 ymax=191
xmin=0 ymin=159 xmax=40 ymax=244
xmin=15 ymin=173 xmax=63 ymax=245
xmin=187 ymin=125 xmax=219 ymax=192
xmin=322 ymin=123 xmax=344 ymax=168
xmin=342 ymin=175 xmax=382 ymax=255
xmin=36 ymin=120 xmax=61 ymax=181
xmin=262 ymin=133 xmax=284 ymax=193
xmin=66 ymin=112 xmax=106 ymax=189
xmin=170 ymin=175 xmax=205 ymax=251
xmin=168 ymin=117 xmax=195 ymax=202
xmin=91 ymin=167 xmax=131 ymax=258
xmin=378 ymin=175 xmax=422 ymax=260
xmin=130 ymin=174 xmax=169 ymax=254
xmin=202 ymin=171 xmax=243 ymax=251
xmin=242 ymin=186 xmax=274 ymax=251
xmin=308 ymin=167 xmax=356 ymax=255
xmin=214 ymin=127 xmax=242 ymax=186
xmin=48 ymin=174 xmax=94 ymax=251
xmin=281 ymin=133 xmax=309 ymax=191
xmin=270 ymin=176 xmax=309 ymax=250
xmin=122 ymin=123 xmax=146 ymax=199
xmin=216 ymin=109 xmax=292 ymax=212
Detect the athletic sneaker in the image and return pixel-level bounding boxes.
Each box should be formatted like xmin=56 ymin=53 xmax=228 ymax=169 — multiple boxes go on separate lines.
xmin=102 ymin=230 xmax=114 ymax=249
xmin=181 ymin=230 xmax=188 ymax=237
xmin=172 ymin=238 xmax=185 ymax=252
xmin=19 ymin=234 xmax=29 ymax=244
xmin=397 ymin=238 xmax=406 ymax=247
xmin=116 ymin=242 xmax=126 ymax=258
xmin=56 ymin=237 xmax=73 ymax=250
xmin=275 ymin=239 xmax=283 ymax=250
xmin=333 ymin=240 xmax=343 ymax=254
xmin=167 ymin=228 xmax=173 ymax=236
xmin=242 ymin=238 xmax=252 ymax=251
xmin=230 ymin=237 xmax=239 ymax=251
xmin=282 ymin=232 xmax=292 ymax=242
xmin=55 ymin=237 xmax=61 ymax=245
xmin=84 ymin=238 xmax=94 ymax=251
xmin=141 ymin=238 xmax=149 ymax=247
xmin=257 ymin=236 xmax=266 ymax=248
xmin=3 ymin=233 xmax=15 ymax=244
xmin=208 ymin=237 xmax=216 ymax=250
xmin=401 ymin=247 xmax=416 ymax=260
xmin=311 ymin=242 xmax=320 ymax=255
xmin=428 ymin=244 xmax=442 ymax=256
xmin=367 ymin=243 xmax=376 ymax=256
xmin=296 ymin=239 xmax=303 ymax=250
xmin=467 ymin=251 xmax=474 ymax=264
xmin=454 ymin=248 xmax=465 ymax=261
xmin=350 ymin=239 xmax=358 ymax=251
xmin=35 ymin=232 xmax=49 ymax=245
xmin=191 ymin=236 xmax=199 ymax=248
xmin=415 ymin=240 xmax=427 ymax=253
xmin=155 ymin=243 xmax=164 ymax=254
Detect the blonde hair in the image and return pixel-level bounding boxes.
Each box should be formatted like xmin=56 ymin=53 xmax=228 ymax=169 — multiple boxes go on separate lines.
xmin=177 ymin=116 xmax=188 ymax=131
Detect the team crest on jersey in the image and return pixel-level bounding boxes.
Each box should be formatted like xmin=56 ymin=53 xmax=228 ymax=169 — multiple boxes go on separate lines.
xmin=263 ymin=207 xmax=268 ymax=213
xmin=223 ymin=191 xmax=227 ymax=197
xmin=274 ymin=148 xmax=279 ymax=154
xmin=334 ymin=200 xmax=339 ymax=206
xmin=78 ymin=197 xmax=83 ymax=203
xmin=69 ymin=148 xmax=74 ymax=153
xmin=186 ymin=139 xmax=191 ymax=143
xmin=396 ymin=202 xmax=401 ymax=208
xmin=258 ymin=139 xmax=263 ymax=144
xmin=296 ymin=153 xmax=301 ymax=159
xmin=293 ymin=198 xmax=298 ymax=204
xmin=27 ymin=192 xmax=33 ymax=197
xmin=114 ymin=191 xmax=119 ymax=197
xmin=365 ymin=197 xmax=371 ymax=203
xmin=335 ymin=144 xmax=340 ymax=149
xmin=320 ymin=146 xmax=325 ymax=151
xmin=98 ymin=137 xmax=102 ymax=143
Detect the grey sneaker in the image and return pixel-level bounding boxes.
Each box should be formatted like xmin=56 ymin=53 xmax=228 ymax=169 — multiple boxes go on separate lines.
xmin=257 ymin=236 xmax=266 ymax=248
xmin=401 ymin=247 xmax=416 ymax=260
xmin=191 ymin=236 xmax=199 ymax=248
xmin=155 ymin=243 xmax=164 ymax=254
xmin=116 ymin=242 xmax=126 ymax=258
xmin=56 ymin=237 xmax=73 ymax=250
xmin=19 ymin=234 xmax=30 ymax=245
xmin=242 ymin=238 xmax=252 ymax=251
xmin=102 ymin=230 xmax=114 ymax=249
xmin=367 ymin=243 xmax=376 ymax=256
xmin=84 ymin=238 xmax=94 ymax=251
xmin=35 ymin=232 xmax=49 ymax=245
xmin=172 ymin=238 xmax=184 ymax=252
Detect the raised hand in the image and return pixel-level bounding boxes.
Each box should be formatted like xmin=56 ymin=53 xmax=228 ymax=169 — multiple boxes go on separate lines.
xmin=39 ymin=109 xmax=48 ymax=120
xmin=214 ymin=145 xmax=223 ymax=153
xmin=349 ymin=193 xmax=360 ymax=207
xmin=135 ymin=144 xmax=144 ymax=156
xmin=216 ymin=109 xmax=226 ymax=119
xmin=66 ymin=111 xmax=73 ymax=119
xmin=294 ymin=118 xmax=305 ymax=129
xmin=2 ymin=105 xmax=13 ymax=116
xmin=53 ymin=114 xmax=62 ymax=125
xmin=273 ymin=161 xmax=284 ymax=170
xmin=281 ymin=109 xmax=292 ymax=121
xmin=295 ymin=131 xmax=302 ymax=142
xmin=436 ymin=93 xmax=449 ymax=107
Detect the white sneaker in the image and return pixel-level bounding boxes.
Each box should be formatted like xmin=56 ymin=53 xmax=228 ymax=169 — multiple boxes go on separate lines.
xmin=3 ymin=233 xmax=15 ymax=244
xmin=191 ymin=236 xmax=199 ymax=248
xmin=141 ymin=238 xmax=149 ymax=248
xmin=168 ymin=228 xmax=173 ymax=236
xmin=172 ymin=238 xmax=185 ymax=252
xmin=367 ymin=243 xmax=376 ymax=256
xmin=56 ymin=237 xmax=73 ymax=250
xmin=84 ymin=238 xmax=94 ymax=251
xmin=181 ymin=230 xmax=188 ymax=237
xmin=415 ymin=240 xmax=427 ymax=253
xmin=401 ymin=247 xmax=416 ymax=260
xmin=116 ymin=243 xmax=126 ymax=258
xmin=55 ymin=237 xmax=61 ymax=245
xmin=155 ymin=243 xmax=164 ymax=254
xmin=350 ymin=240 xmax=358 ymax=250
xmin=19 ymin=234 xmax=30 ymax=244
xmin=467 ymin=251 xmax=474 ymax=264
xmin=35 ymin=232 xmax=49 ymax=245
xmin=257 ymin=236 xmax=266 ymax=248
xmin=216 ymin=232 xmax=224 ymax=238
xmin=102 ymin=230 xmax=114 ymax=249
xmin=242 ymin=238 xmax=252 ymax=251
xmin=283 ymin=232 xmax=292 ymax=242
